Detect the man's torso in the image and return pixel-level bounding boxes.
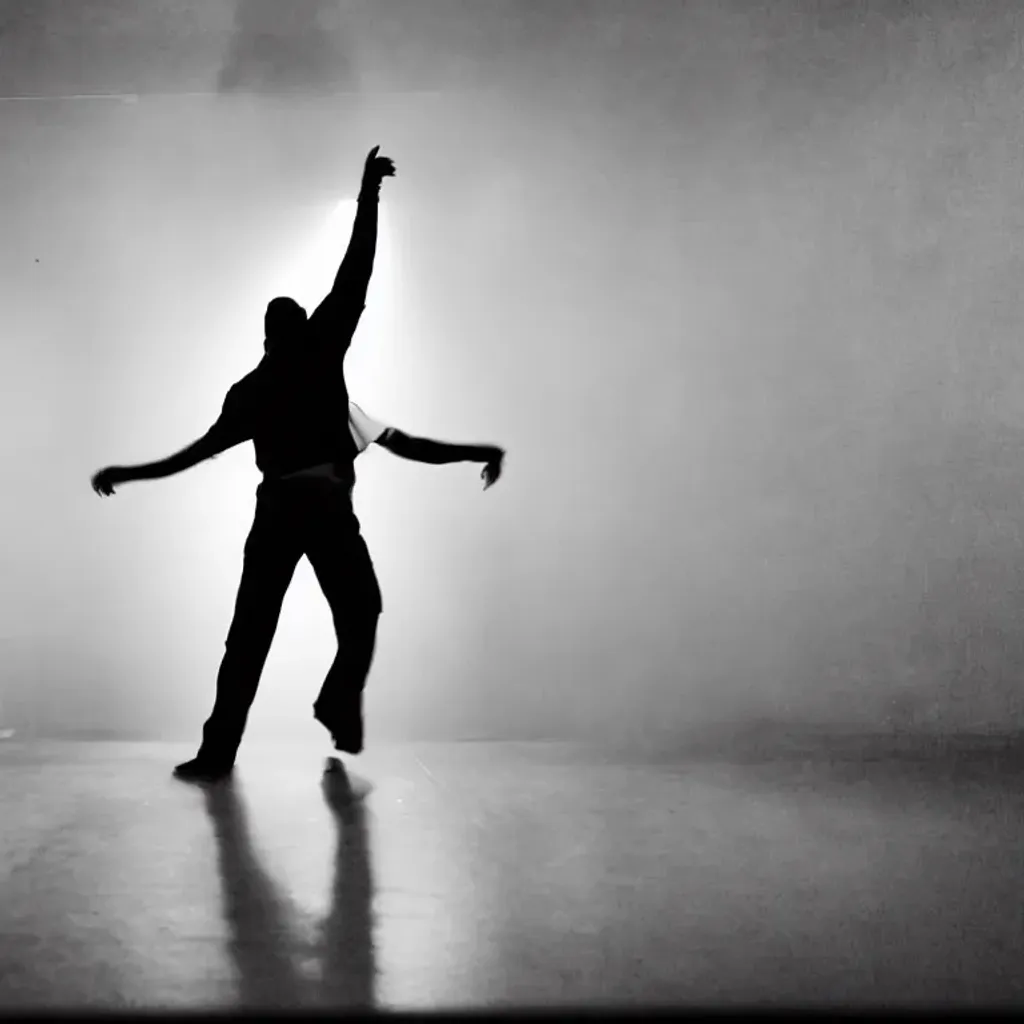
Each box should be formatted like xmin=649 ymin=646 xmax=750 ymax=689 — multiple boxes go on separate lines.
xmin=233 ymin=341 xmax=355 ymax=481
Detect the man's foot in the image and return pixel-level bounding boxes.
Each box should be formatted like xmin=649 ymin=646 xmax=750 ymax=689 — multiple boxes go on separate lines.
xmin=313 ymin=705 xmax=363 ymax=755
xmin=173 ymin=757 xmax=234 ymax=783
xmin=329 ymin=723 xmax=363 ymax=755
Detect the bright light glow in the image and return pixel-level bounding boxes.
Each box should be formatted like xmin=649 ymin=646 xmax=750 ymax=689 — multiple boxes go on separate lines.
xmin=275 ymin=199 xmax=359 ymax=310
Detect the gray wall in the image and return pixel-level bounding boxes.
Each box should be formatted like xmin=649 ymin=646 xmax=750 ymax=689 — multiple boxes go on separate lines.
xmin=3 ymin=0 xmax=1024 ymax=749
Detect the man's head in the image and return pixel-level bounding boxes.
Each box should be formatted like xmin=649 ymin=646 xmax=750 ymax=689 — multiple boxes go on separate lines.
xmin=264 ymin=296 xmax=308 ymax=354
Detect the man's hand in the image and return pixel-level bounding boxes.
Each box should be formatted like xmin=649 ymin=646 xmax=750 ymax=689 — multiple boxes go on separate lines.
xmin=362 ymin=145 xmax=396 ymax=191
xmin=91 ymin=466 xmax=130 ymax=497
xmin=481 ymin=447 xmax=505 ymax=490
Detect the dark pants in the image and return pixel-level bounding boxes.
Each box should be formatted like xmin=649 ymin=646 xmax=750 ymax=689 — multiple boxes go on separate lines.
xmin=198 ymin=476 xmax=382 ymax=765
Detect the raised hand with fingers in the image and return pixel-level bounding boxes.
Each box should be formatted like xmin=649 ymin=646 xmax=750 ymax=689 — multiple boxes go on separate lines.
xmin=362 ymin=145 xmax=396 ymax=194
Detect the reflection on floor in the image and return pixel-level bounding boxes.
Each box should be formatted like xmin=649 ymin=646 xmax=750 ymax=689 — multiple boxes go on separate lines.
xmin=0 ymin=737 xmax=1022 ymax=1011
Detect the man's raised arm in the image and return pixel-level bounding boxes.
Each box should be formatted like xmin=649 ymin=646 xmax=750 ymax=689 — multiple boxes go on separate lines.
xmin=310 ymin=146 xmax=396 ymax=339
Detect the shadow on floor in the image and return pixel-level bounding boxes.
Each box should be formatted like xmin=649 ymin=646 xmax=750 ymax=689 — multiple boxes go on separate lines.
xmin=199 ymin=758 xmax=375 ymax=1010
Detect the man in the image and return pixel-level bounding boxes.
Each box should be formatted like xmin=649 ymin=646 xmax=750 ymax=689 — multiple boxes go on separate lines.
xmin=92 ymin=145 xmax=397 ymax=781
xmin=91 ymin=146 xmax=504 ymax=782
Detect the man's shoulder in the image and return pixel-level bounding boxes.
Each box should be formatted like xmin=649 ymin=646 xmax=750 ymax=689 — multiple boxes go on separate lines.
xmin=228 ymin=366 xmax=264 ymax=396
xmin=216 ymin=370 xmax=264 ymax=420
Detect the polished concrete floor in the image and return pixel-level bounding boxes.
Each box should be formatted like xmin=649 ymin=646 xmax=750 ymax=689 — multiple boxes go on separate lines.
xmin=0 ymin=736 xmax=1022 ymax=1012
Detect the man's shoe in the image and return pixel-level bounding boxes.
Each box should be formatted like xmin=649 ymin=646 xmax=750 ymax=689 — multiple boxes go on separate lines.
xmin=314 ymin=703 xmax=363 ymax=755
xmin=173 ymin=757 xmax=234 ymax=783
xmin=329 ymin=720 xmax=363 ymax=755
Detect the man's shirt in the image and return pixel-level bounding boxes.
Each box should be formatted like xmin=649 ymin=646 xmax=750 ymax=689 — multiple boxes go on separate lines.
xmin=206 ymin=304 xmax=364 ymax=478
xmin=348 ymin=401 xmax=389 ymax=455
xmin=272 ymin=401 xmax=389 ymax=484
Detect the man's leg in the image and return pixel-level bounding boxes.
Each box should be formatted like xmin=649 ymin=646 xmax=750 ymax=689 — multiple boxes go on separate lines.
xmin=177 ymin=493 xmax=302 ymax=779
xmin=305 ymin=499 xmax=382 ymax=755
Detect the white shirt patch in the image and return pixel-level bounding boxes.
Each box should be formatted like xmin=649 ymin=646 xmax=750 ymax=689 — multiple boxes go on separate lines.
xmin=348 ymin=401 xmax=389 ymax=455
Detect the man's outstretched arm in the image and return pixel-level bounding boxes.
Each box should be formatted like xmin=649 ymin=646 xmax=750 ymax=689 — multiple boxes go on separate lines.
xmin=310 ymin=146 xmax=396 ymax=343
xmin=91 ymin=388 xmax=250 ymax=496
xmin=376 ymin=429 xmax=506 ymax=489
xmin=92 ymin=436 xmax=221 ymax=495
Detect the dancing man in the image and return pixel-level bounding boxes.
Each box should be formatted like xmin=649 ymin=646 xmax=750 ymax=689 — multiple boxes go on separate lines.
xmin=92 ymin=146 xmax=395 ymax=782
xmin=91 ymin=147 xmax=505 ymax=782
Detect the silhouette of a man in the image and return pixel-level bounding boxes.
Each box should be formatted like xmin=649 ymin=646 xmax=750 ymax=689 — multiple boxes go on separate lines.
xmin=91 ymin=147 xmax=507 ymax=783
xmin=91 ymin=146 xmax=396 ymax=781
